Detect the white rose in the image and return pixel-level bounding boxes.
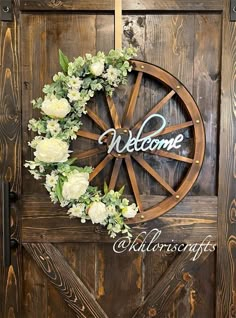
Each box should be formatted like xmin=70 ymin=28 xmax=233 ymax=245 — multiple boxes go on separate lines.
xmin=42 ymin=97 xmax=71 ymax=118
xmin=122 ymin=203 xmax=138 ymax=218
xmin=90 ymin=61 xmax=104 ymax=76
xmin=88 ymin=202 xmax=108 ymax=224
xmin=34 ymin=138 xmax=69 ymax=163
xmin=62 ymin=171 xmax=89 ymax=201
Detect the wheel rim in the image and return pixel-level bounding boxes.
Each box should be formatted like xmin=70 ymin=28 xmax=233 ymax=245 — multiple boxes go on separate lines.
xmin=76 ymin=59 xmax=205 ymax=224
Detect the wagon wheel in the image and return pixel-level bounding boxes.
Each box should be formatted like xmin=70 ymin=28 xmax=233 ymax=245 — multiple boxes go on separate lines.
xmin=76 ymin=60 xmax=205 ymax=224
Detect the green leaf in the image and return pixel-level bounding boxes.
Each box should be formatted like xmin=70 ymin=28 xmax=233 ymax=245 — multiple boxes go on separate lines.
xmin=55 ymin=178 xmax=63 ymax=202
xmin=119 ymin=185 xmax=125 ymax=195
xmin=59 ymin=49 xmax=69 ymax=73
xmin=104 ymin=182 xmax=109 ymax=194
xmin=66 ymin=158 xmax=77 ymax=166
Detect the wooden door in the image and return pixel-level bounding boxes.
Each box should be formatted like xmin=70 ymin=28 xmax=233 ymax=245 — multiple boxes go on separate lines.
xmin=0 ymin=1 xmax=235 ymax=317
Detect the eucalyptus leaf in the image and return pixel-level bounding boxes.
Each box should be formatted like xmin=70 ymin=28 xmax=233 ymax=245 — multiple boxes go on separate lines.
xmin=104 ymin=182 xmax=109 ymax=194
xmin=119 ymin=185 xmax=125 ymax=195
xmin=59 ymin=49 xmax=69 ymax=73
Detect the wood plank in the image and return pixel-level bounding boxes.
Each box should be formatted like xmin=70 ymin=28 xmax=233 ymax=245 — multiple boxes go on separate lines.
xmin=114 ymin=0 xmax=122 ymax=49
xmin=216 ymin=0 xmax=236 ymax=317
xmin=96 ymin=245 xmax=143 ymax=318
xmin=22 ymin=249 xmax=48 ymax=318
xmin=48 ymin=243 xmax=96 ymax=318
xmin=23 ymin=243 xmax=108 ymax=318
xmin=0 ymin=4 xmax=22 ymax=318
xmin=192 ymin=14 xmax=221 ymax=196
xmin=19 ymin=0 xmax=223 ymax=11
xmin=21 ymin=195 xmax=217 ymax=243
xmin=132 ymin=251 xmax=212 ymax=317
xmin=143 ymin=251 xmax=178 ymax=297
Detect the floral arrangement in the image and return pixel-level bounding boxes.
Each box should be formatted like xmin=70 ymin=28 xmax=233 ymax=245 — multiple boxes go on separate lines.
xmin=25 ymin=47 xmax=139 ymax=238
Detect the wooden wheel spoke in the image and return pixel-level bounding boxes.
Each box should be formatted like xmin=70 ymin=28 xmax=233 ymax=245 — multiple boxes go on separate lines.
xmin=106 ymin=96 xmax=121 ymax=129
xmin=77 ymin=130 xmax=101 ymax=141
xmin=75 ymin=146 xmax=107 ymax=160
xmin=132 ymin=90 xmax=176 ymax=131
xmin=86 ymin=106 xmax=109 ymax=131
xmin=132 ymin=155 xmax=176 ymax=195
xmin=109 ymin=158 xmax=123 ymax=190
xmin=124 ymin=157 xmax=143 ymax=212
xmin=141 ymin=121 xmax=194 ymax=138
xmin=122 ymin=71 xmax=143 ymax=128
xmin=89 ymin=154 xmax=113 ymax=181
xmin=148 ymin=150 xmax=193 ymax=164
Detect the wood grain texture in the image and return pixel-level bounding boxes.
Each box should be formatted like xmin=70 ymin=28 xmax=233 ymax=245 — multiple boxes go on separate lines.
xmin=216 ymin=0 xmax=236 ymax=317
xmin=0 ymin=2 xmax=22 ymax=318
xmin=19 ymin=0 xmax=223 ymax=11
xmin=191 ymin=14 xmax=221 ymax=195
xmin=23 ymin=243 xmax=108 ymax=318
xmin=133 ymin=251 xmax=212 ymax=317
xmin=22 ymin=249 xmax=48 ymax=318
xmin=21 ymin=195 xmax=217 ymax=243
xmin=95 ymin=245 xmax=143 ymax=318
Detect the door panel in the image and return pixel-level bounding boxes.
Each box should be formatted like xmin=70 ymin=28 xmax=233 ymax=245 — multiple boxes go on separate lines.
xmin=0 ymin=1 xmax=235 ymax=317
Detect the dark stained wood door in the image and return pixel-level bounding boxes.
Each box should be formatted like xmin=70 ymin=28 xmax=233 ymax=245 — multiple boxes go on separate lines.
xmin=0 ymin=1 xmax=235 ymax=317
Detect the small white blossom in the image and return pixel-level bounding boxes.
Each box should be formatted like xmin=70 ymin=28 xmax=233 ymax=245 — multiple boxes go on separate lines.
xmin=106 ymin=205 xmax=117 ymax=216
xmin=122 ymin=203 xmax=138 ymax=218
xmin=29 ymin=170 xmax=41 ymax=180
xmin=68 ymin=89 xmax=81 ymax=102
xmin=46 ymin=119 xmax=61 ymax=135
xmin=45 ymin=173 xmax=58 ymax=189
xmin=104 ymin=65 xmax=120 ymax=83
xmin=68 ymin=203 xmax=85 ymax=218
xmin=68 ymin=76 xmax=83 ymax=89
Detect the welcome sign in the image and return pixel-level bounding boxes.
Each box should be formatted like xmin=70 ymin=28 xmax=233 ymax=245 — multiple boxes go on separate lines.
xmin=98 ymin=114 xmax=184 ymax=154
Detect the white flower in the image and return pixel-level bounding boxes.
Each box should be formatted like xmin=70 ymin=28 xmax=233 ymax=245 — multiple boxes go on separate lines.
xmin=104 ymin=65 xmax=120 ymax=82
xmin=122 ymin=203 xmax=138 ymax=218
xmin=106 ymin=205 xmax=117 ymax=216
xmin=68 ymin=89 xmax=81 ymax=102
xmin=34 ymin=138 xmax=69 ymax=163
xmin=45 ymin=173 xmax=58 ymax=189
xmin=46 ymin=119 xmax=61 ymax=135
xmin=88 ymin=202 xmax=108 ymax=224
xmin=90 ymin=61 xmax=104 ymax=76
xmin=28 ymin=136 xmax=43 ymax=149
xmin=42 ymin=96 xmax=71 ymax=118
xmin=62 ymin=171 xmax=89 ymax=201
xmin=29 ymin=170 xmax=41 ymax=180
xmin=68 ymin=203 xmax=85 ymax=218
xmin=68 ymin=76 xmax=83 ymax=89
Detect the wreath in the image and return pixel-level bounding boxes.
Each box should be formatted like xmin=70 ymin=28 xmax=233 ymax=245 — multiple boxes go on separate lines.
xmin=25 ymin=47 xmax=139 ymax=238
